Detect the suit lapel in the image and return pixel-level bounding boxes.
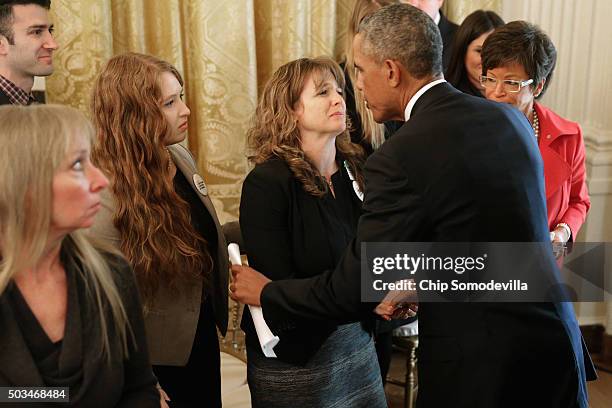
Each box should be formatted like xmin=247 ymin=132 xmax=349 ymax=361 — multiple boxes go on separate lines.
xmin=0 ymin=293 xmax=45 ymax=385
xmin=167 ymin=144 xmax=229 ymax=334
xmin=167 ymin=145 xmax=223 ymax=230
xmin=536 ymin=104 xmax=572 ymax=199
xmin=539 ymin=144 xmax=571 ymax=199
xmin=438 ymin=12 xmax=451 ymax=37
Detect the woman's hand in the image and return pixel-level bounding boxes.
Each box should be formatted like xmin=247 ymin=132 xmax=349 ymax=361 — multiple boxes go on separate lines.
xmin=375 ymin=301 xmax=418 ymax=320
xmin=156 ymin=383 xmax=170 ymax=408
xmin=551 ymin=224 xmax=570 ymax=243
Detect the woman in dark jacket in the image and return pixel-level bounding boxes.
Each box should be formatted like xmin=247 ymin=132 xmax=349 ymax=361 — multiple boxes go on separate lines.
xmin=240 ymin=57 xmax=386 ymax=408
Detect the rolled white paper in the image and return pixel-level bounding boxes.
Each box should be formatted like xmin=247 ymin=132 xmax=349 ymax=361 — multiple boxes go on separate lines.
xmin=228 ymin=243 xmax=279 ymax=358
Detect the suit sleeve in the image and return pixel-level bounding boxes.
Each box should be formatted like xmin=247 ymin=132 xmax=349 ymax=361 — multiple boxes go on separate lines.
xmin=261 ymin=149 xmax=427 ymax=329
xmin=559 ymin=126 xmax=590 ymax=239
xmin=113 ymin=259 xmax=159 ymax=407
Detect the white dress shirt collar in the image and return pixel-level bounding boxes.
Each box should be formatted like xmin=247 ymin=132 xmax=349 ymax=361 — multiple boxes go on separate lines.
xmin=434 ymin=10 xmax=441 ymax=25
xmin=404 ymin=78 xmax=446 ymax=121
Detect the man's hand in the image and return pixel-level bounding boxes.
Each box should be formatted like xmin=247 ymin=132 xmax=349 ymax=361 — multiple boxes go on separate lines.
xmin=375 ymin=301 xmax=418 ymax=320
xmin=229 ymin=265 xmax=272 ymax=306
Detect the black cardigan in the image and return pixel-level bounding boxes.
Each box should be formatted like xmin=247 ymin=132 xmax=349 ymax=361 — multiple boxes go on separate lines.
xmin=0 ymin=250 xmax=158 ymax=407
xmin=239 ymin=158 xmax=367 ymax=365
xmin=0 ymin=88 xmax=12 ymax=105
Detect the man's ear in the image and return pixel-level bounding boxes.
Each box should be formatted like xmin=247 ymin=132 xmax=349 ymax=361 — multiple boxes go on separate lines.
xmin=0 ymin=35 xmax=8 ymax=56
xmin=385 ymin=59 xmax=402 ymax=88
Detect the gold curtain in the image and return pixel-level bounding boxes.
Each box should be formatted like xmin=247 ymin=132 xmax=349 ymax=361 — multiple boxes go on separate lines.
xmin=443 ymin=0 xmax=502 ymax=24
xmin=47 ymin=0 xmax=355 ymax=222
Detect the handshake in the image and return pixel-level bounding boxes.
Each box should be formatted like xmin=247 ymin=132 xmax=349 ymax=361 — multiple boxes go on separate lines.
xmin=230 ymin=264 xmax=419 ymax=320
xmin=374 ymin=278 xmax=419 ymax=320
xmin=374 ymin=301 xmax=419 ymax=320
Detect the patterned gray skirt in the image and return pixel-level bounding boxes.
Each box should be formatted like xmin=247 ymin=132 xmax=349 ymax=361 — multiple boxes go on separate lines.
xmin=246 ymin=322 xmax=387 ymax=408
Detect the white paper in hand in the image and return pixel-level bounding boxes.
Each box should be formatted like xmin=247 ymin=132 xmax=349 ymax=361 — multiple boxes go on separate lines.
xmin=228 ymin=243 xmax=279 ymax=358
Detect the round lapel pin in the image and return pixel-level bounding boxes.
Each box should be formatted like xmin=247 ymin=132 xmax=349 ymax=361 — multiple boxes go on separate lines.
xmin=192 ymin=174 xmax=208 ymax=196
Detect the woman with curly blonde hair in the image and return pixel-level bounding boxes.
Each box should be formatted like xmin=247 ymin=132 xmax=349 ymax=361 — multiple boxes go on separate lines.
xmin=341 ymin=0 xmax=400 ymax=155
xmin=89 ymin=52 xmax=229 ymax=408
xmin=239 ymin=56 xmax=386 ymax=407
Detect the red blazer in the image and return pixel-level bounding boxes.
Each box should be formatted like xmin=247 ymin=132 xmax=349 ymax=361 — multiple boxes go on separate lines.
xmin=535 ymin=102 xmax=590 ymax=239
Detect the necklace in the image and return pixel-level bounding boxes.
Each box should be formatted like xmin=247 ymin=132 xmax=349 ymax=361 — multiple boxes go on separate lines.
xmin=531 ymin=108 xmax=540 ymax=140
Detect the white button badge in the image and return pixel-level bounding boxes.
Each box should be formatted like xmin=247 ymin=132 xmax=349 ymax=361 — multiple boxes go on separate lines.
xmin=193 ymin=174 xmax=208 ymax=196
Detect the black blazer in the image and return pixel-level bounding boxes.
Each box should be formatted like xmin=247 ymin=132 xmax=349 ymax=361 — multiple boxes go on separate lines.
xmin=239 ymin=158 xmax=365 ymax=365
xmin=439 ymin=11 xmax=458 ymax=73
xmin=259 ymin=83 xmax=595 ymax=407
xmin=0 ymin=88 xmax=12 ymax=105
xmin=0 ymin=252 xmax=158 ymax=407
xmin=0 ymin=88 xmax=37 ymax=105
xmin=454 ymin=75 xmax=484 ymax=97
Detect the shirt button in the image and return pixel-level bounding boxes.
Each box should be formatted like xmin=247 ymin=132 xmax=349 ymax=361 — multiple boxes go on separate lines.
xmin=547 ymin=134 xmax=551 ymax=139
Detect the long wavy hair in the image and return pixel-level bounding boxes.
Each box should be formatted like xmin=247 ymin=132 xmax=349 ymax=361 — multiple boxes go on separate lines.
xmin=0 ymin=104 xmax=130 ymax=363
xmin=91 ymin=52 xmax=212 ymax=304
xmin=446 ymin=10 xmax=504 ymax=93
xmin=343 ymin=0 xmax=398 ymax=150
xmin=247 ymin=57 xmax=365 ymax=197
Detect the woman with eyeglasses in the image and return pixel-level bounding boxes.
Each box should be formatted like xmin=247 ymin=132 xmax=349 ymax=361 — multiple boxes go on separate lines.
xmin=238 ymin=57 xmax=386 ymax=407
xmin=480 ymin=21 xmax=590 ymax=244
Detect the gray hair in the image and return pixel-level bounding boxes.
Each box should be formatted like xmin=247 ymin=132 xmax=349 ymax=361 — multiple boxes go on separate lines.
xmin=357 ymin=3 xmax=442 ymax=79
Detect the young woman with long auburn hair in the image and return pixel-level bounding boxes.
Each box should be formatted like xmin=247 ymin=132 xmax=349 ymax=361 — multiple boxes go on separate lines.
xmin=89 ymin=52 xmax=229 ymax=408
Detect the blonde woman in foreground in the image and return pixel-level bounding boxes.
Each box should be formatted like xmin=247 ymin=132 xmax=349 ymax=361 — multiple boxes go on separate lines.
xmin=0 ymin=105 xmax=158 ymax=407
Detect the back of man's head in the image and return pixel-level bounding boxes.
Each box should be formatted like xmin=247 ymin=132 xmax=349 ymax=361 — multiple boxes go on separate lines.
xmin=358 ymin=3 xmax=442 ymax=79
xmin=0 ymin=0 xmax=50 ymax=44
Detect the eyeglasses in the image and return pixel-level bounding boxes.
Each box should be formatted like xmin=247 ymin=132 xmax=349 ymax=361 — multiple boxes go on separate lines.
xmin=479 ymin=75 xmax=534 ymax=93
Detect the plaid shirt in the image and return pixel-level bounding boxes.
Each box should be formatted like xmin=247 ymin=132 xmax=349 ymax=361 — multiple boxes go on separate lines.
xmin=0 ymin=74 xmax=36 ymax=105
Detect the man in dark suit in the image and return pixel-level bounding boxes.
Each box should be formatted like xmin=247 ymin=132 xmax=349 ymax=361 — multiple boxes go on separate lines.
xmin=402 ymin=0 xmax=457 ymax=71
xmin=0 ymin=0 xmax=57 ymax=105
xmin=231 ymin=4 xmax=594 ymax=407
